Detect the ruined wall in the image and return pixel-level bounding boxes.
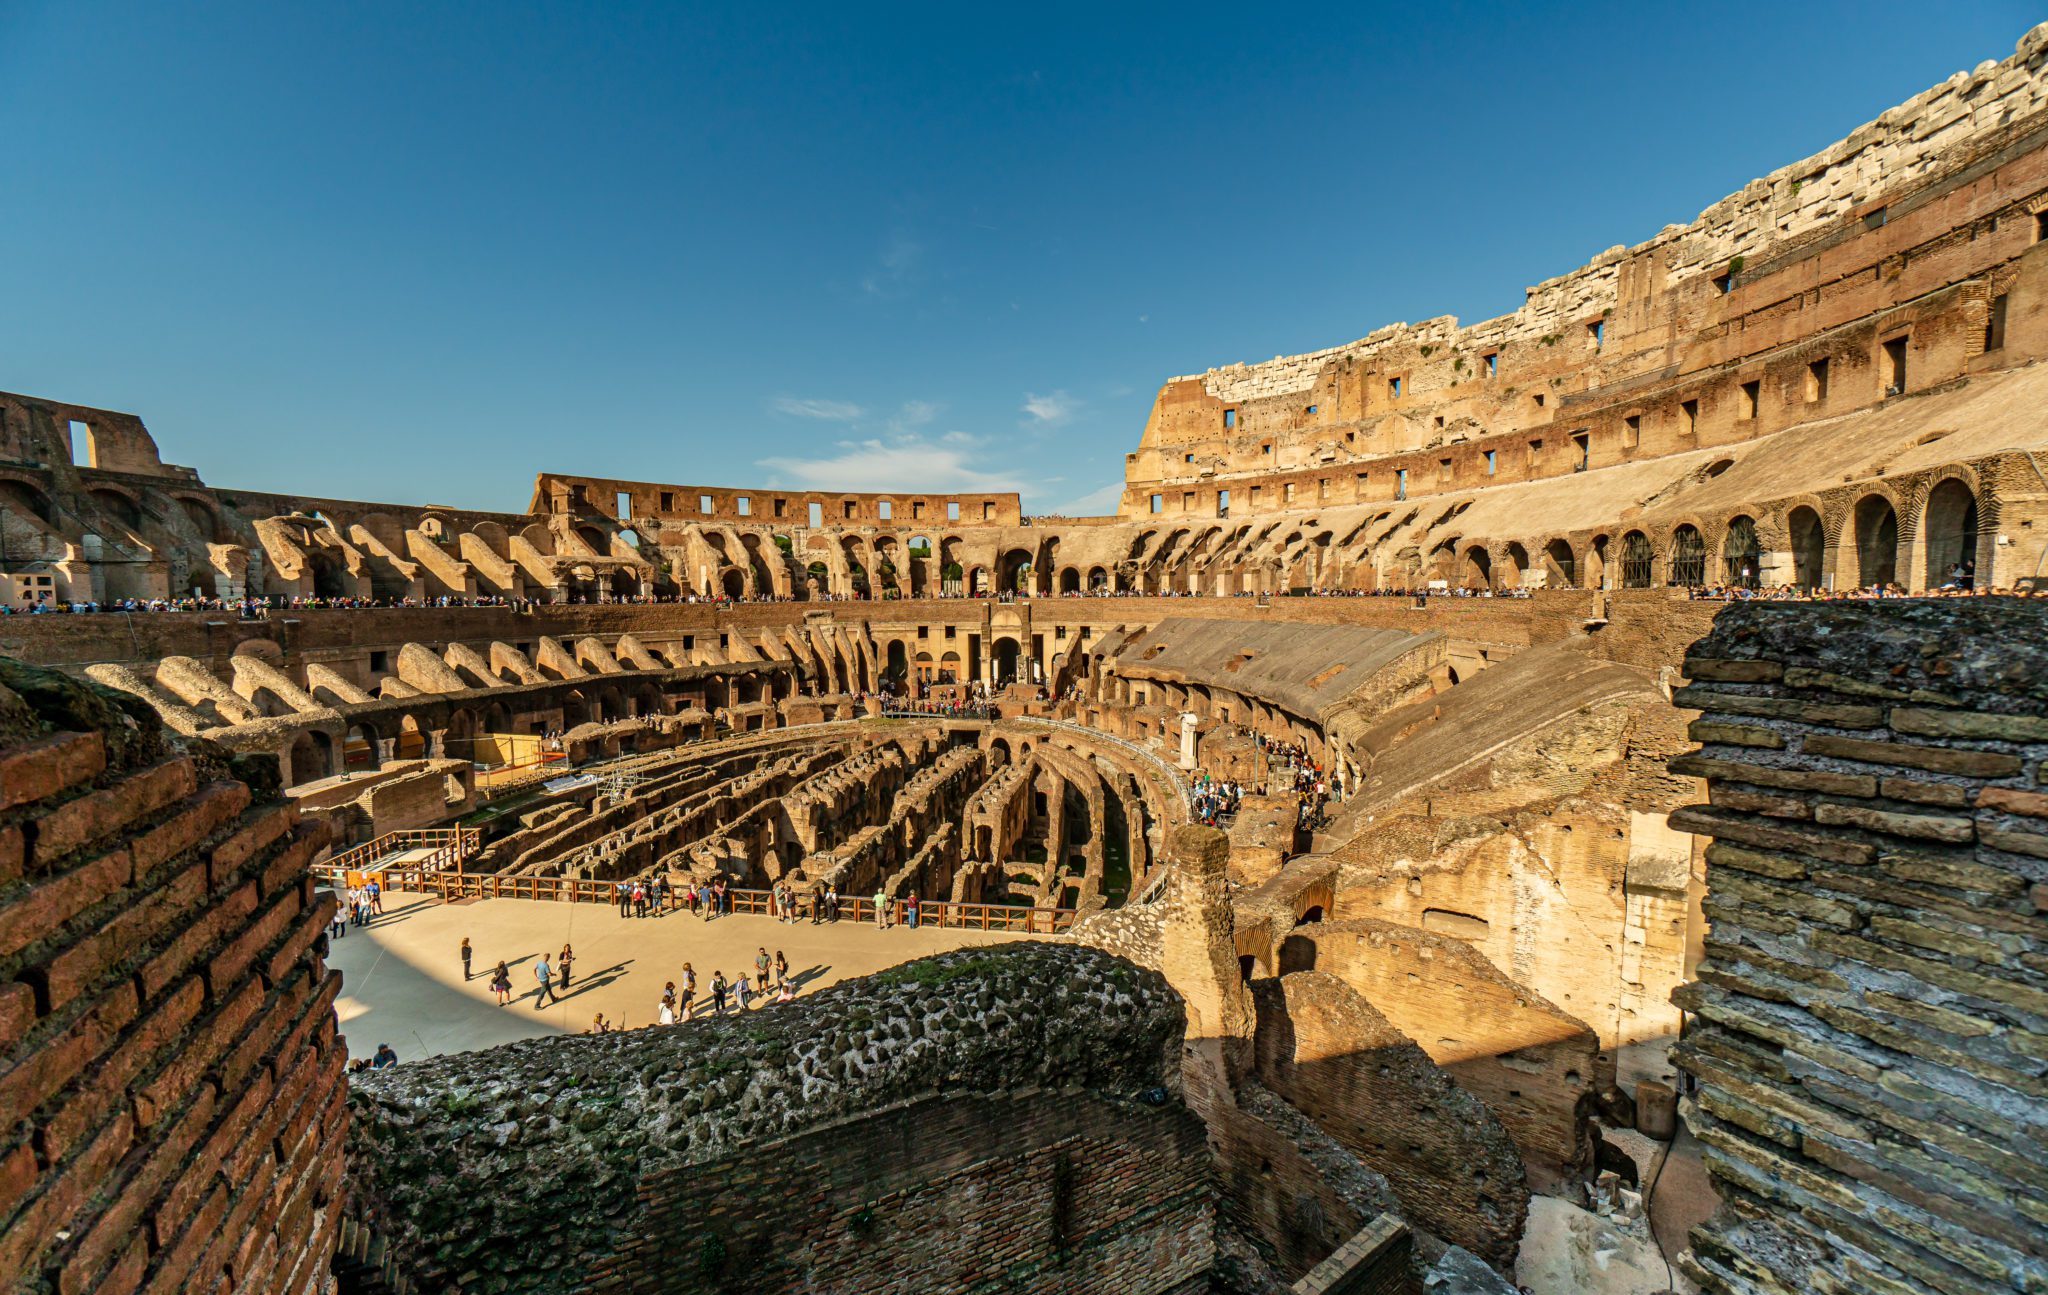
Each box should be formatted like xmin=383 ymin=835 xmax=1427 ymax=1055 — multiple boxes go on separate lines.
xmin=1670 ymin=600 xmax=2048 ymax=1295
xmin=346 ymin=944 xmax=1206 ymax=1294
xmin=0 ymin=657 xmax=346 ymax=1293
xmin=1250 ymin=972 xmax=1528 ymax=1271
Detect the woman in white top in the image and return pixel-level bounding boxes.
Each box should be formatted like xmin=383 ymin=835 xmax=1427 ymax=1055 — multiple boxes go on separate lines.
xmin=658 ymin=1000 xmax=676 ymax=1026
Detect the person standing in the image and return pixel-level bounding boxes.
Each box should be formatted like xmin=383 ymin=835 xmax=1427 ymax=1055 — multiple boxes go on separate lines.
xmin=534 ymin=956 xmax=558 ymax=1008
xmin=460 ymin=936 xmax=473 ymax=981
xmin=491 ymin=961 xmax=512 ymax=1005
xmin=754 ymin=947 xmax=770 ymax=989
xmin=710 ymin=972 xmax=728 ymax=1015
xmin=615 ymin=880 xmax=630 ymax=918
xmin=735 ymin=974 xmax=753 ymax=1012
xmin=558 ymin=944 xmax=574 ymax=989
xmin=906 ymin=894 xmax=919 ymax=930
xmin=773 ymin=950 xmax=788 ymax=989
xmin=874 ymin=889 xmax=888 ymax=929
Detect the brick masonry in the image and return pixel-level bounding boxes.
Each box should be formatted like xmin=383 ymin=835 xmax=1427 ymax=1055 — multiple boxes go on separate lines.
xmin=0 ymin=656 xmax=347 ymax=1294
xmin=1670 ymin=599 xmax=2048 ymax=1295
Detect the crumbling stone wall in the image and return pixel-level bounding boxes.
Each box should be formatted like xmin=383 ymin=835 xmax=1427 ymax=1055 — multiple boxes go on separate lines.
xmin=346 ymin=943 xmax=1207 ymax=1294
xmin=1250 ymin=973 xmax=1529 ymax=1271
xmin=1670 ymin=600 xmax=2048 ymax=1295
xmin=0 ymin=657 xmax=346 ymax=1293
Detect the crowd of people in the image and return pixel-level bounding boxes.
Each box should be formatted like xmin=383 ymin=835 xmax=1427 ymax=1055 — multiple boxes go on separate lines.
xmin=1188 ymin=772 xmax=1243 ymax=827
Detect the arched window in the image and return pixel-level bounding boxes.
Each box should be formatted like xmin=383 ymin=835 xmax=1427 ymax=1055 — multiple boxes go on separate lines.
xmin=1723 ymin=516 xmax=1760 ymax=588
xmin=1620 ymin=531 xmax=1654 ymax=588
xmin=1670 ymin=525 xmax=1707 ymax=587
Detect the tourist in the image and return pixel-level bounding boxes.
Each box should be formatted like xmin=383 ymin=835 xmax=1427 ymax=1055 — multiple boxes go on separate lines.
xmin=368 ymin=879 xmax=383 ymax=914
xmin=615 ymin=880 xmax=630 ymax=917
xmin=826 ymin=886 xmax=839 ymax=922
xmin=658 ymin=998 xmax=676 ymax=1026
xmin=459 ymin=936 xmax=472 ymax=981
xmin=874 ymin=889 xmax=888 ymax=928
xmin=773 ymin=950 xmax=788 ymax=988
xmin=558 ymin=943 xmax=574 ymax=989
xmin=735 ymin=973 xmax=754 ymax=1012
xmin=534 ymin=955 xmax=558 ymax=1008
xmin=490 ymin=961 xmax=512 ymax=1005
xmin=590 ymin=1013 xmax=610 ymax=1034
xmin=710 ymin=971 xmax=728 ymax=1014
xmin=681 ymin=962 xmax=697 ymax=1008
xmin=775 ymin=978 xmax=794 ymax=1005
xmin=372 ymin=1043 xmax=398 ymax=1069
xmin=906 ymin=894 xmax=919 ymax=930
xmin=656 ymin=875 xmax=672 ymax=913
xmin=755 ymin=947 xmax=770 ymax=989
xmin=329 ymin=899 xmax=346 ymax=941
xmin=679 ymin=993 xmax=695 ymax=1023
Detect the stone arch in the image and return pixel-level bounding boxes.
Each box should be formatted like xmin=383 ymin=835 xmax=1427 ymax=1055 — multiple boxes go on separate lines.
xmin=1669 ymin=524 xmax=1708 ymax=587
xmin=1921 ymin=476 xmax=1980 ymax=589
xmin=1502 ymin=542 xmax=1530 ymax=590
xmin=992 ymin=636 xmax=1022 ymax=685
xmin=1851 ymin=494 xmax=1900 ymax=589
xmin=1620 ymin=531 xmax=1655 ymax=588
xmin=285 ymin=730 xmax=332 ymax=787
xmin=1786 ymin=506 xmax=1825 ymax=590
xmin=1059 ymin=566 xmax=1081 ymax=594
xmin=88 ymin=486 xmax=143 ymax=530
xmin=1541 ymin=538 xmax=1576 ymax=589
xmin=0 ymin=476 xmax=55 ymax=525
xmin=1460 ymin=544 xmax=1491 ymax=590
xmin=1722 ymin=515 xmax=1761 ymax=589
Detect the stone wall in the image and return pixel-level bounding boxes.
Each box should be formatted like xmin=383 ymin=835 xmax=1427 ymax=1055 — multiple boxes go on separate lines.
xmin=0 ymin=657 xmax=347 ymax=1293
xmin=345 ymin=943 xmax=1208 ymax=1294
xmin=1669 ymin=599 xmax=2048 ymax=1295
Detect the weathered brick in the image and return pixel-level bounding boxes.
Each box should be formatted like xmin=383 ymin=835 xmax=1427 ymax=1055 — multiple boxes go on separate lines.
xmin=1800 ymin=733 xmax=2022 ymax=778
xmin=1707 ymin=785 xmax=1810 ymax=819
xmin=1877 ymin=776 xmax=1971 ymax=809
xmin=1683 ymin=659 xmax=1783 ymax=683
xmin=0 ymin=981 xmax=137 ymax=1128
xmin=1976 ymin=786 xmax=2048 ymax=819
xmin=0 ymin=823 xmax=22 ymax=885
xmin=1689 ymin=720 xmax=1785 ymax=750
xmin=40 ymin=859 xmax=208 ymax=1013
xmin=129 ymin=780 xmax=251 ymax=880
xmin=208 ymin=805 xmax=296 ymax=884
xmin=1703 ymin=842 xmax=1807 ymax=880
xmin=1813 ymin=802 xmax=1974 ymax=843
xmin=1668 ymin=805 xmax=1877 ymax=866
xmin=1876 ymin=851 xmax=2027 ymax=897
xmin=0 ymin=847 xmax=132 ymax=961
xmin=1891 ymin=707 xmax=2048 ymax=743
xmin=29 ymin=757 xmax=197 ymax=868
xmin=1979 ymin=826 xmax=2048 ymax=859
xmin=0 ymin=981 xmax=35 ymax=1052
xmin=0 ymin=731 xmax=105 ymax=812
xmin=1668 ymin=753 xmax=1876 ymax=798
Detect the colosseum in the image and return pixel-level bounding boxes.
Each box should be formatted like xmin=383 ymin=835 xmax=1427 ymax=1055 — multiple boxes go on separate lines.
xmin=3 ymin=20 xmax=2048 ymax=1295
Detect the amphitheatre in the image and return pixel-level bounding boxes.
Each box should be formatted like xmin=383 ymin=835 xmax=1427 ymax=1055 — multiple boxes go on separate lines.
xmin=4 ymin=20 xmax=2048 ymax=1295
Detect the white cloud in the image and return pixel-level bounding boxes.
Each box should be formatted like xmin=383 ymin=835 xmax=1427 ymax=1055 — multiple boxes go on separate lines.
xmin=759 ymin=435 xmax=1027 ymax=495
xmin=772 ymin=396 xmax=864 ymax=422
xmin=1048 ymin=481 xmax=1125 ymax=516
xmin=861 ymin=235 xmax=923 ymax=298
xmin=1021 ymin=390 xmax=1078 ymax=426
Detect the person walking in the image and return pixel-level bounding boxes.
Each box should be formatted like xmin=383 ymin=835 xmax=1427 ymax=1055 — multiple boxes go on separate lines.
xmin=534 ymin=956 xmax=558 ymax=1008
xmin=558 ymin=944 xmax=575 ymax=990
xmin=491 ymin=961 xmax=512 ymax=1005
xmin=710 ymin=972 xmax=728 ymax=1015
xmin=460 ymin=936 xmax=473 ymax=981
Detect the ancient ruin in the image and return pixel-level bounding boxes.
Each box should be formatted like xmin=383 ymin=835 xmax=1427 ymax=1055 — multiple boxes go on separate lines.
xmin=3 ymin=20 xmax=2048 ymax=1295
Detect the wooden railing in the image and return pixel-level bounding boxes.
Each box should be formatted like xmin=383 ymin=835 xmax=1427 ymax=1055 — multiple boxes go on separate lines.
xmin=357 ymin=868 xmax=1078 ymax=933
xmin=317 ymin=828 xmax=482 ymax=881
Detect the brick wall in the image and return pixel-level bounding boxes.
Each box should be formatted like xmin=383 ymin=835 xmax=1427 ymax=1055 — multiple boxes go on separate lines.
xmin=1669 ymin=600 xmax=2048 ymax=1295
xmin=0 ymin=656 xmax=346 ymax=1293
xmin=346 ymin=943 xmax=1208 ymax=1294
xmin=1250 ymin=973 xmax=1527 ymax=1270
xmin=617 ymin=1091 xmax=1212 ymax=1294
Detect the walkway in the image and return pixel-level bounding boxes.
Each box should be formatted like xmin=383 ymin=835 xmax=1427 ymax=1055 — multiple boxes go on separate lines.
xmin=325 ymin=890 xmax=1030 ymax=1062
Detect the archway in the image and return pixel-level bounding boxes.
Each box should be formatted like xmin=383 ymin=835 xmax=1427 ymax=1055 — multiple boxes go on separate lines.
xmin=720 ymin=568 xmax=745 ymax=600
xmin=1852 ymin=495 xmax=1899 ymax=588
xmin=993 ymin=637 xmax=1021 ymax=685
xmin=1461 ymin=546 xmax=1492 ymax=590
xmin=1722 ymin=516 xmax=1760 ymax=589
xmin=286 ymin=731 xmax=331 ymax=786
xmin=885 ymin=640 xmax=909 ymax=683
xmin=1923 ymin=479 xmax=1979 ymax=588
xmin=1670 ymin=525 xmax=1707 ymax=587
xmin=1502 ymin=542 xmax=1530 ymax=590
xmin=1059 ymin=567 xmax=1081 ymax=594
xmin=1787 ymin=506 xmax=1824 ymax=590
xmin=1620 ymin=531 xmax=1654 ymax=588
xmin=1542 ymin=539 xmax=1575 ymax=588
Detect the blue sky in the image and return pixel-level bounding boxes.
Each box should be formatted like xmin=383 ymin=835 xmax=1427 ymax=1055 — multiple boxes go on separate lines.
xmin=1 ymin=2 xmax=2036 ymax=515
